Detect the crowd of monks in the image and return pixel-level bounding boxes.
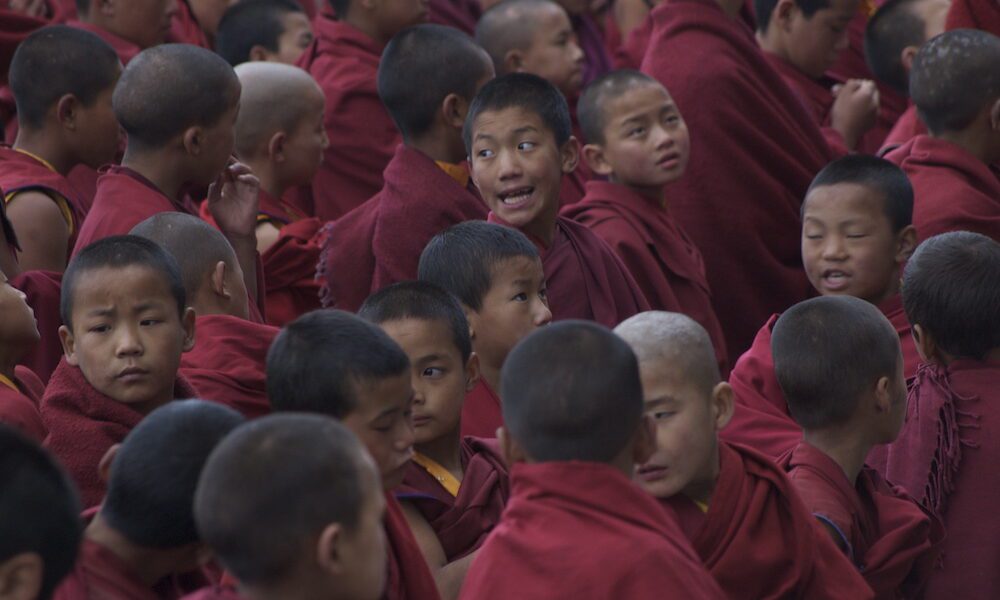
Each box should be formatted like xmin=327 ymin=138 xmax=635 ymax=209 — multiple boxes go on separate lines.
xmin=0 ymin=0 xmax=998 ymax=598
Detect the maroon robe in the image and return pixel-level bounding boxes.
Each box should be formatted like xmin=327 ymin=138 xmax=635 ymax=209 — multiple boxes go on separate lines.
xmin=780 ymin=441 xmax=944 ymax=598
xmin=11 ymin=269 xmax=63 ymax=383
xmin=0 ymin=366 xmax=46 ymax=442
xmin=461 ymin=379 xmax=502 ymax=440
xmin=297 ymin=16 xmax=400 ymax=221
xmin=0 ymin=10 xmax=47 ymax=86
xmin=884 ymin=135 xmax=1000 ymax=243
xmin=880 ymin=104 xmax=925 ymax=156
xmin=167 ymin=0 xmax=210 ymax=48
xmin=261 ymin=217 xmax=323 ymax=327
xmin=66 ymin=19 xmax=141 ymax=64
xmin=384 ymin=492 xmax=442 ymax=600
xmin=53 ymin=538 xmax=164 ymax=600
xmin=427 ymin=0 xmax=481 ymax=35
xmin=641 ymin=0 xmax=832 ymax=365
xmin=945 ymin=0 xmax=1000 ymax=31
xmin=459 ymin=461 xmax=726 ymax=599
xmin=664 ymin=442 xmax=876 ymax=599
xmin=396 ymin=437 xmax=509 ymax=561
xmin=562 ymin=180 xmax=729 ymax=373
xmin=613 ymin=14 xmax=652 ymax=70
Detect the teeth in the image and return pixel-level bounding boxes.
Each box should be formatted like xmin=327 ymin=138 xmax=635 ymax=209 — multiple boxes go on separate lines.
xmin=502 ymin=191 xmax=531 ymax=205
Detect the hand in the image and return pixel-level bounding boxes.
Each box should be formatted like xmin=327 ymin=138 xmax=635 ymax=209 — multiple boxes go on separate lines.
xmin=7 ymin=0 xmax=48 ymax=17
xmin=830 ymin=79 xmax=880 ymax=150
xmin=207 ymin=158 xmax=260 ymax=240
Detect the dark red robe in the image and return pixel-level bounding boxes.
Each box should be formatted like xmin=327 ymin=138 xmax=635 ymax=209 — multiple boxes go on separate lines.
xmin=945 ymin=0 xmax=1000 ymax=31
xmin=780 ymin=441 xmax=944 ymax=598
xmin=640 ymin=0 xmax=832 ymax=365
xmin=297 ymin=16 xmax=400 ymax=221
xmin=53 ymin=538 xmax=164 ymax=600
xmin=167 ymin=0 xmax=210 ymax=48
xmin=396 ymin=437 xmax=509 ymax=561
xmin=0 ymin=366 xmax=46 ymax=442
xmin=384 ymin=491 xmax=442 ymax=600
xmin=458 ymin=461 xmax=726 ymax=599
xmin=427 ymin=0 xmax=481 ymax=35
xmin=11 ymin=269 xmax=63 ymax=383
xmin=884 ymin=135 xmax=1000 ymax=243
xmin=0 ymin=10 xmax=47 ymax=86
xmin=261 ymin=217 xmax=323 ymax=327
xmin=319 ymin=144 xmax=487 ymax=311
xmin=612 ymin=14 xmax=652 ymax=70
xmin=66 ymin=19 xmax=142 ymax=64
xmin=562 ymin=180 xmax=729 ymax=373
xmin=461 ymin=379 xmax=502 ymax=440
xmin=879 ymin=104 xmax=925 ymax=156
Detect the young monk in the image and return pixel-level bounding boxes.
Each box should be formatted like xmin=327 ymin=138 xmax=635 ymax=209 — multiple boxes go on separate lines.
xmin=0 ymin=266 xmax=47 ymax=442
xmin=215 ymin=0 xmax=313 ymax=66
xmin=297 ymin=0 xmax=427 ymax=220
xmin=563 ymin=70 xmax=728 ymax=373
xmin=52 ymin=400 xmax=245 ymax=600
xmin=725 ymin=155 xmax=919 ymax=458
xmin=875 ymin=231 xmax=1000 ymax=597
xmin=464 ymin=73 xmax=649 ymax=327
xmin=418 ymin=221 xmax=552 ymax=440
xmin=614 ymin=311 xmax=876 ymax=599
xmin=266 ymin=310 xmax=441 ymax=600
xmin=0 ymin=426 xmax=81 ymax=600
xmin=320 ymin=24 xmax=491 ymax=312
xmin=1 ymin=25 xmax=121 ymax=272
xmin=193 ymin=414 xmax=388 ymax=600
xmin=460 ymin=320 xmax=725 ymax=598
xmin=773 ymin=296 xmax=944 ymax=597
xmin=131 ymin=213 xmax=276 ymax=419
xmin=885 ymin=30 xmax=1000 ymax=243
xmin=41 ymin=236 xmax=197 ymax=508
xmin=68 ymin=0 xmax=178 ymax=64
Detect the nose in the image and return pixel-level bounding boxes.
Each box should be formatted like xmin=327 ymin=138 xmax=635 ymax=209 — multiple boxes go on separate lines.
xmin=651 ymin=123 xmax=675 ymax=150
xmin=410 ymin=378 xmax=426 ymax=407
xmin=570 ymin=37 xmax=585 ymax=65
xmin=497 ymin=148 xmax=522 ymax=180
xmin=320 ymin=128 xmax=330 ymax=150
xmin=396 ymin=418 xmax=416 ymax=452
xmin=115 ymin=324 xmax=143 ymax=357
xmin=821 ymin=234 xmax=848 ymax=260
xmin=534 ymin=297 xmax=553 ymax=326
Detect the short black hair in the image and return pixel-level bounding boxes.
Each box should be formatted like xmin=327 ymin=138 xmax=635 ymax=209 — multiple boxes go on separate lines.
xmin=114 ymin=44 xmax=241 ymax=150
xmin=61 ymin=235 xmax=186 ymax=331
xmin=902 ymin=232 xmax=1000 ymax=360
xmin=0 ymin=426 xmax=81 ymax=600
xmin=577 ymin=69 xmax=660 ymax=145
xmin=359 ymin=281 xmax=473 ymax=362
xmin=418 ymin=220 xmax=539 ymax=311
xmin=806 ymin=155 xmax=913 ymax=232
xmin=864 ymin=0 xmax=928 ymax=96
xmin=501 ymin=320 xmax=643 ymax=462
xmin=910 ymin=29 xmax=1000 ymax=135
xmin=195 ymin=414 xmax=371 ymax=585
xmin=267 ymin=310 xmax=410 ymax=418
xmin=9 ymin=25 xmax=120 ymax=130
xmin=773 ymin=296 xmax=901 ymax=430
xmin=755 ymin=0 xmax=831 ymax=33
xmin=102 ymin=400 xmax=244 ymax=548
xmin=378 ymin=24 xmax=491 ymax=142
xmin=463 ymin=72 xmax=571 ymax=155
xmin=215 ymin=0 xmax=304 ymax=67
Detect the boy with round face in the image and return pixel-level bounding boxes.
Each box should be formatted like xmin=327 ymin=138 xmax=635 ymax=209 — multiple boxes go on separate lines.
xmin=0 ymin=266 xmax=46 ymax=442
xmin=215 ymin=0 xmax=314 ymax=66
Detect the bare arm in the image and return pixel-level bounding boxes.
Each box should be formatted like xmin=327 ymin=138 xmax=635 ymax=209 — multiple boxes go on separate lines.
xmin=398 ymin=500 xmax=478 ymax=599
xmin=6 ymin=191 xmax=69 ymax=272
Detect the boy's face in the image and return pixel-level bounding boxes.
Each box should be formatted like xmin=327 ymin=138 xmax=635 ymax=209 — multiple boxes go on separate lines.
xmin=0 ymin=270 xmax=40 ymax=350
xmin=75 ymin=77 xmax=124 ymax=170
xmin=279 ymin=84 xmax=329 ymax=187
xmin=59 ymin=265 xmax=195 ymax=414
xmin=268 ymin=11 xmax=314 ymax=65
xmin=802 ymin=182 xmax=909 ymax=306
xmin=192 ymin=97 xmax=240 ymax=185
xmin=469 ymin=107 xmax=576 ymax=240
xmin=336 ymin=454 xmax=388 ymax=600
xmin=519 ymin=6 xmax=585 ymax=97
xmin=341 ymin=371 xmax=416 ymax=491
xmin=783 ymin=0 xmax=859 ymax=78
xmin=108 ymin=0 xmax=179 ymax=49
xmin=379 ymin=318 xmax=474 ymax=447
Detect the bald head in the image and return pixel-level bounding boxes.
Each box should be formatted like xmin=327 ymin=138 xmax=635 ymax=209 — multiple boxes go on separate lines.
xmin=615 ymin=312 xmax=720 ymax=396
xmin=233 ymin=62 xmax=324 ymax=159
xmin=476 ymin=0 xmax=563 ymax=74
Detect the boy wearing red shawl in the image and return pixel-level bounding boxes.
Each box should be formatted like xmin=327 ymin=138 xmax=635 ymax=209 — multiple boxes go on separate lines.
xmin=361 ymin=282 xmax=509 ymax=598
xmin=875 ymin=232 xmax=1000 ymax=598
xmin=215 ymin=0 xmax=313 ymax=66
xmin=266 ymin=310 xmax=441 ymax=600
xmin=773 ymin=296 xmax=944 ymax=597
xmin=0 ymin=266 xmax=46 ymax=442
xmin=319 ymin=25 xmax=492 ymax=312
xmin=418 ymin=221 xmax=552 ymax=440
xmin=459 ymin=321 xmax=726 ymax=599
xmin=41 ymin=236 xmax=197 ymax=508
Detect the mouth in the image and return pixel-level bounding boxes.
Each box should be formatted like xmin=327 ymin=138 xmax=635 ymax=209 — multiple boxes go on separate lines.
xmin=820 ymin=268 xmax=851 ymax=291
xmin=116 ymin=366 xmax=149 ymax=382
xmin=497 ymin=186 xmax=535 ymax=209
xmin=656 ymin=153 xmax=681 ymax=170
xmin=412 ymin=415 xmax=432 ymax=427
xmin=636 ymin=464 xmax=670 ymax=482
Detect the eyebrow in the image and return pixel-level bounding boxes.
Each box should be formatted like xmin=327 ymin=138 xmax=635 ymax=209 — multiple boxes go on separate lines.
xmin=644 ymin=396 xmax=679 ymax=409
xmin=513 ymin=125 xmax=539 ymax=135
xmin=415 ymin=354 xmax=448 ymax=366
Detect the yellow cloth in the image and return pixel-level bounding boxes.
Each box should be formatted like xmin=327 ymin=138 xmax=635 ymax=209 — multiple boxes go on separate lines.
xmin=4 ymin=149 xmax=75 ymax=235
xmin=695 ymin=499 xmax=709 ymax=513
xmin=0 ymin=373 xmax=17 ymax=393
xmin=436 ymin=161 xmax=470 ymax=189
xmin=412 ymin=452 xmax=462 ymax=497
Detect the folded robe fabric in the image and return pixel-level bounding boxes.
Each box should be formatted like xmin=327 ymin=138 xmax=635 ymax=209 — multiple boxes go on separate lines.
xmin=612 ymin=14 xmax=652 ymax=69
xmin=66 ymin=19 xmax=141 ymax=64
xmin=641 ymin=0 xmax=831 ymax=365
xmin=461 ymin=379 xmax=502 ymax=440
xmin=573 ymin=13 xmax=613 ymax=87
xmin=261 ymin=217 xmax=324 ymax=327
xmin=879 ymin=105 xmax=925 ymax=156
xmin=384 ymin=491 xmax=442 ymax=600
xmin=53 ymin=538 xmax=165 ymax=600
xmin=428 ymin=0 xmax=481 ymax=35
xmin=11 ymin=269 xmax=63 ymax=383
xmin=0 ymin=366 xmax=47 ymax=442
xmin=459 ymin=461 xmax=726 ymax=599
xmin=945 ymin=0 xmax=1000 ymax=31
xmin=396 ymin=437 xmax=509 ymax=561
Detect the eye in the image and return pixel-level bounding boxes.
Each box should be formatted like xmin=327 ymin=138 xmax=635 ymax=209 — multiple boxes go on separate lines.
xmin=139 ymin=319 xmax=161 ymax=327
xmin=538 ymin=287 xmax=548 ymax=300
xmin=476 ymin=148 xmax=495 ymax=159
xmin=517 ymin=141 xmax=536 ymax=151
xmin=422 ymin=367 xmax=445 ymax=379
xmin=804 ymin=234 xmax=823 ymax=240
xmin=629 ymin=126 xmax=646 ymax=137
xmin=89 ymin=324 xmax=111 ymax=334
xmin=653 ymin=410 xmax=676 ymax=420
xmin=846 ymin=233 xmax=868 ymax=239
xmin=664 ymin=115 xmax=681 ymax=125
xmin=512 ymin=292 xmax=528 ymax=302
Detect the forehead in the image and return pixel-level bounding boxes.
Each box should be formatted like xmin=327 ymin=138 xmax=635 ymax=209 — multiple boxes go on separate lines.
xmin=803 ymin=182 xmax=890 ymax=223
xmin=489 ymin=255 xmax=544 ymax=287
xmin=280 ymin=10 xmax=312 ymax=31
xmin=528 ymin=4 xmax=572 ymax=32
xmin=603 ymin=82 xmax=673 ymax=121
xmin=352 ymin=370 xmax=412 ymax=416
xmin=472 ymin=106 xmax=555 ymax=142
xmin=380 ymin=317 xmax=463 ymax=359
xmin=816 ymin=0 xmax=860 ymax=15
xmin=71 ymin=264 xmax=175 ymax=308
xmin=638 ymin=354 xmax=711 ymax=400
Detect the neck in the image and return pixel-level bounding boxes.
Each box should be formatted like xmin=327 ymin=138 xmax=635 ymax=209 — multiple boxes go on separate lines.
xmin=478 ymin=361 xmax=501 ymax=394
xmin=13 ymin=129 xmax=76 ymax=175
xmin=523 ymin=208 xmax=558 ymax=248
xmin=612 ymin=176 xmax=665 ymax=205
xmin=802 ymin=427 xmax=870 ymax=484
xmin=85 ymin=514 xmax=176 ymax=587
xmin=416 ymin=427 xmax=464 ymax=479
xmin=934 ymin=126 xmax=1000 ymax=165
xmin=343 ymin=13 xmax=388 ymax=47
xmin=408 ymin=133 xmax=466 ymax=165
xmin=866 ymin=274 xmax=901 ymax=308
xmin=717 ymin=0 xmax=746 ymax=18
xmin=682 ymin=443 xmax=721 ymax=506
xmin=242 ymin=157 xmax=284 ymax=200
xmin=0 ymin=355 xmax=18 ymax=382
xmin=121 ymin=149 xmax=185 ymax=202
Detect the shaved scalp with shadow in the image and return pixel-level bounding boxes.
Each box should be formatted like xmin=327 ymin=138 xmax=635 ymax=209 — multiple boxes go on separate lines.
xmin=614 ymin=311 xmax=720 ymax=396
xmin=475 ymin=0 xmax=560 ymax=75
xmin=215 ymin=0 xmax=305 ymax=66
xmin=577 ymin=69 xmax=662 ymax=145
xmin=864 ymin=0 xmax=930 ymax=96
xmin=501 ymin=320 xmax=643 ymax=462
xmin=806 ymin=154 xmax=914 ymax=233
xmin=233 ymin=61 xmax=323 ymax=158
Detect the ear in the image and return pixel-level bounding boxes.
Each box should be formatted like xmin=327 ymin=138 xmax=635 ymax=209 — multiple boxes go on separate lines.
xmin=775 ymin=0 xmax=798 ymax=28
xmin=711 ymin=382 xmax=736 ymax=431
xmin=96 ymin=0 xmax=116 ymax=17
xmin=248 ymin=44 xmax=271 ymax=62
xmin=0 ymin=553 xmax=43 ymax=600
xmin=503 ymin=49 xmax=523 ymax=74
xmin=581 ymin=143 xmax=613 ymax=176
xmin=464 ymin=352 xmax=481 ymax=393
xmin=316 ymin=522 xmax=347 ymax=575
xmin=267 ymin=131 xmax=288 ymax=163
xmin=441 ymin=92 xmax=468 ymax=131
xmin=181 ymin=307 xmax=197 ymax=352
xmin=462 ymin=305 xmax=478 ymax=343
xmin=894 ymin=225 xmax=917 ymax=264
xmin=872 ymin=374 xmax=893 ymax=415
xmin=98 ymin=443 xmax=121 ymax=484
xmin=209 ymin=260 xmax=233 ymax=301
xmin=632 ymin=414 xmax=656 ymax=465
xmin=990 ymin=98 xmax=1000 ymax=132
xmin=559 ymin=136 xmax=581 ymax=174
xmin=900 ymin=45 xmax=919 ymax=75
xmin=911 ymin=323 xmax=938 ymax=363
xmin=182 ymin=126 xmax=205 ymax=157
xmin=58 ymin=325 xmax=78 ymax=366
xmin=55 ymin=94 xmax=81 ymax=131
xmin=498 ymin=427 xmax=528 ymax=467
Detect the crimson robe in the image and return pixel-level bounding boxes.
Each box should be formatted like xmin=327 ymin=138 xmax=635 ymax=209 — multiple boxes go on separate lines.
xmin=612 ymin=14 xmax=652 ymax=70
xmin=0 ymin=366 xmax=46 ymax=442
xmin=66 ymin=19 xmax=141 ymax=64
xmin=664 ymin=442 xmax=876 ymax=599
xmin=179 ymin=586 xmax=244 ymax=600
xmin=53 ymin=538 xmax=163 ymax=600
xmin=319 ymin=144 xmax=487 ymax=311
xmin=427 ymin=0 xmax=481 ymax=35
xmin=640 ymin=0 xmax=831 ymax=366
xmin=261 ymin=217 xmax=323 ymax=327
xmin=396 ymin=437 xmax=509 ymax=561
xmin=384 ymin=492 xmax=442 ymax=600
xmin=884 ymin=135 xmax=1000 ymax=243
xmin=461 ymin=379 xmax=502 ymax=440
xmin=459 ymin=461 xmax=726 ymax=599
xmin=297 ymin=16 xmax=400 ymax=221
xmin=11 ymin=269 xmax=63 ymax=383
xmin=41 ymin=357 xmax=198 ymax=509
xmin=562 ymin=180 xmax=729 ymax=373
xmin=0 ymin=9 xmax=46 ymax=86
xmin=763 ymin=52 xmax=850 ymax=156
xmin=945 ymin=0 xmax=1000 ymax=31
xmin=880 ymin=105 xmax=925 ymax=156
xmin=780 ymin=441 xmax=944 ymax=598
xmin=167 ymin=0 xmax=210 ymax=48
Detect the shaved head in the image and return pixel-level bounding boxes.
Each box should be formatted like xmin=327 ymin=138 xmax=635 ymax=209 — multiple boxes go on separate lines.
xmin=233 ymin=61 xmax=324 ymax=159
xmin=476 ymin=0 xmax=562 ymax=74
xmin=615 ymin=312 xmax=720 ymax=396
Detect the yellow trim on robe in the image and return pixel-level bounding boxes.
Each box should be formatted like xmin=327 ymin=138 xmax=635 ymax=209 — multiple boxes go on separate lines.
xmin=435 ymin=161 xmax=470 ymax=189
xmin=5 ymin=149 xmax=75 ymax=235
xmin=695 ymin=499 xmax=710 ymax=513
xmin=0 ymin=373 xmax=18 ymax=393
xmin=412 ymin=452 xmax=462 ymax=497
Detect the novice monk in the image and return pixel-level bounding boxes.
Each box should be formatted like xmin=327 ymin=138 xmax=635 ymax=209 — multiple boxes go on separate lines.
xmin=131 ymin=213 xmax=276 ymax=419
xmin=266 ymin=310 xmax=441 ymax=600
xmin=614 ymin=311 xmax=876 ymax=599
xmin=0 ymin=266 xmax=47 ymax=442
xmin=725 ymin=155 xmax=919 ymax=458
xmin=69 ymin=0 xmax=178 ymax=64
xmin=41 ymin=236 xmax=197 ymax=508
xmin=194 ymin=414 xmax=388 ymax=600
xmin=359 ymin=283 xmax=508 ymax=578
xmin=875 ymin=232 xmax=1000 ymax=598
xmin=460 ymin=320 xmax=725 ymax=599
xmin=0 ymin=426 xmax=81 ymax=600
xmin=418 ymin=221 xmax=552 ymax=439
xmin=215 ymin=0 xmax=313 ymax=66
xmin=297 ymin=0 xmax=427 ymax=220
xmin=885 ymin=30 xmax=1000 ymax=243
xmin=773 ymin=296 xmax=944 ymax=597
xmin=464 ymin=73 xmax=649 ymax=327
xmin=320 ymin=24 xmax=492 ymax=312
xmin=52 ymin=400 xmax=245 ymax=600
xmin=1 ymin=26 xmax=121 ymax=272
xmin=562 ymin=70 xmax=728 ymax=373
